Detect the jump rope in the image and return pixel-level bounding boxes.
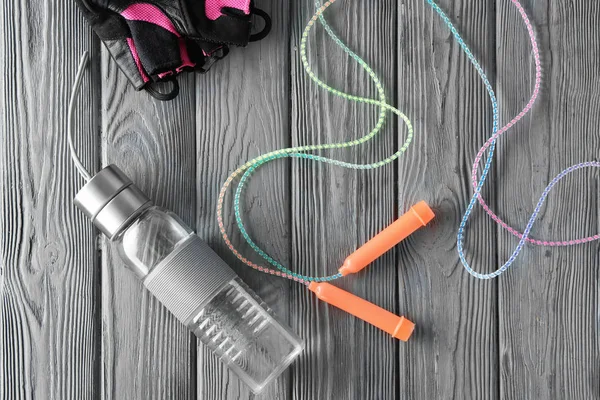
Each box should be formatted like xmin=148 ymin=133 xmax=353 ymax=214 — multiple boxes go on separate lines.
xmin=217 ymin=0 xmax=600 ymax=284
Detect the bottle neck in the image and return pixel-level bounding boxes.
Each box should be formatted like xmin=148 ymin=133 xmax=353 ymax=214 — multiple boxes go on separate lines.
xmin=108 ymin=203 xmax=154 ymax=242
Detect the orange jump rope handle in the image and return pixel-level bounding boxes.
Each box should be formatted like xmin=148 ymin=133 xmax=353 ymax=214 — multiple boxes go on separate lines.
xmin=309 ymin=282 xmax=415 ymax=341
xmin=339 ymin=201 xmax=435 ymax=276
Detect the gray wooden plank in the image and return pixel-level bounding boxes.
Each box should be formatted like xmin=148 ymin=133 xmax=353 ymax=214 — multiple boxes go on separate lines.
xmin=289 ymin=1 xmax=399 ymax=399
xmin=496 ymin=1 xmax=600 ymax=399
xmin=1 ymin=1 xmax=100 ymax=399
xmin=100 ymin=56 xmax=197 ymax=398
xmin=396 ymin=1 xmax=499 ymax=399
xmin=195 ymin=1 xmax=293 ymax=398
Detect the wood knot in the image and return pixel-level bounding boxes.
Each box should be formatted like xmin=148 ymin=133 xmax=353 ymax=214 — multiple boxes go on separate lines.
xmin=43 ymin=241 xmax=62 ymax=271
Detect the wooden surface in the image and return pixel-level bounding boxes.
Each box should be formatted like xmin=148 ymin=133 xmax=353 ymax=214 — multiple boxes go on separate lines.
xmin=1 ymin=1 xmax=599 ymax=399
xmin=397 ymin=1 xmax=499 ymax=399
xmin=1 ymin=1 xmax=100 ymax=399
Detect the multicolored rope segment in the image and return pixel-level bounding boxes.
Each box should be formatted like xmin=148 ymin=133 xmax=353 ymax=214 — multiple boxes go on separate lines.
xmin=219 ymin=0 xmax=600 ymax=284
xmin=434 ymin=0 xmax=600 ymax=279
xmin=465 ymin=1 xmax=600 ymax=248
xmin=217 ymin=0 xmax=414 ymax=284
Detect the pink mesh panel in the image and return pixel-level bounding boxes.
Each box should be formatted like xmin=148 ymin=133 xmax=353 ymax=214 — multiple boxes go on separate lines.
xmin=121 ymin=3 xmax=180 ymax=36
xmin=205 ymin=0 xmax=250 ymax=21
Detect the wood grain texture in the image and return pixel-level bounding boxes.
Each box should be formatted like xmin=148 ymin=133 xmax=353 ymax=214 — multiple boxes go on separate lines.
xmin=3 ymin=1 xmax=600 ymax=399
xmin=100 ymin=53 xmax=197 ymax=398
xmin=289 ymin=1 xmax=399 ymax=399
xmin=195 ymin=2 xmax=293 ymax=398
xmin=396 ymin=1 xmax=499 ymax=399
xmin=1 ymin=1 xmax=100 ymax=399
xmin=496 ymin=1 xmax=600 ymax=399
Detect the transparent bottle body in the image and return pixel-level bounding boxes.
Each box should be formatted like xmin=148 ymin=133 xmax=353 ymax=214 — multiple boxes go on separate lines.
xmin=112 ymin=206 xmax=303 ymax=393
xmin=190 ymin=277 xmax=303 ymax=392
xmin=115 ymin=206 xmax=194 ymax=278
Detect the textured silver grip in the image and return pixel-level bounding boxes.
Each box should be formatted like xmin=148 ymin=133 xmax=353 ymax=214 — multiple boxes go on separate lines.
xmin=143 ymin=235 xmax=237 ymax=325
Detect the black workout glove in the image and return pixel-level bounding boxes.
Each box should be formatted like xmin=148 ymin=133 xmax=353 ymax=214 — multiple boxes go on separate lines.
xmin=75 ymin=0 xmax=271 ymax=100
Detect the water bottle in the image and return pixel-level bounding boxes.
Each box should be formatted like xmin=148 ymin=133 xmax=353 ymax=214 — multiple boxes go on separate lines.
xmin=74 ymin=165 xmax=303 ymax=393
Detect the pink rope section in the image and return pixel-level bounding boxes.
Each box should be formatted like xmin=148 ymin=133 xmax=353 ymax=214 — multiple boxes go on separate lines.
xmin=470 ymin=0 xmax=599 ymax=247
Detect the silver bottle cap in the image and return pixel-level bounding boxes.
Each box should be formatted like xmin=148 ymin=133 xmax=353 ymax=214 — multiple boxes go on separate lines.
xmin=74 ymin=165 xmax=152 ymax=239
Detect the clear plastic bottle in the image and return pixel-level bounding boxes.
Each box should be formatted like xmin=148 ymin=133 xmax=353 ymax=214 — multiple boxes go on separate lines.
xmin=74 ymin=165 xmax=303 ymax=393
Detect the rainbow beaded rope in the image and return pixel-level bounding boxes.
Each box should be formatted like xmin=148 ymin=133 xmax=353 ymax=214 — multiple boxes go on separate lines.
xmin=434 ymin=0 xmax=600 ymax=278
xmin=217 ymin=0 xmax=414 ymax=284
xmin=219 ymin=0 xmax=600 ymax=283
